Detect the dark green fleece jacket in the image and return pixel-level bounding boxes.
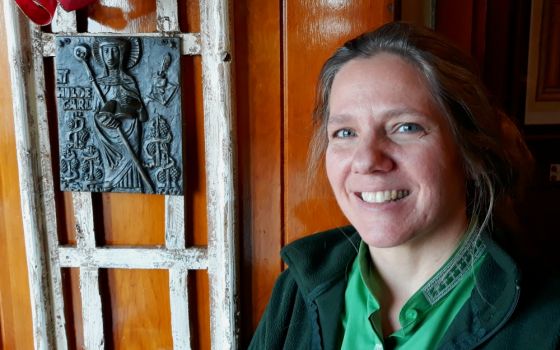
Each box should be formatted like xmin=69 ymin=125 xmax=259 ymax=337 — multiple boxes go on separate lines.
xmin=249 ymin=226 xmax=560 ymax=350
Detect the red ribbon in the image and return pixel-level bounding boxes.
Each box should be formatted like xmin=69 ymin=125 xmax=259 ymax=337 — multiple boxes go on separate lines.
xmin=58 ymin=0 xmax=96 ymax=11
xmin=13 ymin=0 xmax=97 ymax=26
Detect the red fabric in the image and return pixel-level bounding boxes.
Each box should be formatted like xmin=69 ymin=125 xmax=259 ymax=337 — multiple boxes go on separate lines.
xmin=14 ymin=0 xmax=57 ymax=26
xmin=13 ymin=0 xmax=97 ymax=25
xmin=58 ymin=0 xmax=96 ymax=11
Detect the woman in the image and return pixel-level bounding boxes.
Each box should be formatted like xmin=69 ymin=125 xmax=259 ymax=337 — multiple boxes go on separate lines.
xmin=249 ymin=22 xmax=560 ymax=349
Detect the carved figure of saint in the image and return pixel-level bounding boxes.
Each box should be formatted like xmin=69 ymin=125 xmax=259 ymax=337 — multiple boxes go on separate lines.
xmin=91 ymin=38 xmax=149 ymax=192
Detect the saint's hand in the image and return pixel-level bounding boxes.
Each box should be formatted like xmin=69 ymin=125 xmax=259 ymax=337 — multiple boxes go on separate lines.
xmin=96 ymin=111 xmax=121 ymax=129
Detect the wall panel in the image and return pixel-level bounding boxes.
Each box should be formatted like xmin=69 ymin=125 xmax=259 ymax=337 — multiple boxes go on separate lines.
xmin=234 ymin=0 xmax=283 ymax=345
xmin=283 ymin=0 xmax=394 ymax=244
xmin=435 ymin=0 xmax=474 ymax=53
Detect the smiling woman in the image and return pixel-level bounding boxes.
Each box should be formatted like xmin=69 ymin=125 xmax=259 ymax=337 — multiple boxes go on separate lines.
xmin=249 ymin=22 xmax=560 ymax=350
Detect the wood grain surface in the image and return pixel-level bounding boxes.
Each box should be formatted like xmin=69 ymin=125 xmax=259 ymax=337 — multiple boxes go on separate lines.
xmin=283 ymin=0 xmax=393 ymax=244
xmin=234 ymin=0 xmax=283 ymax=343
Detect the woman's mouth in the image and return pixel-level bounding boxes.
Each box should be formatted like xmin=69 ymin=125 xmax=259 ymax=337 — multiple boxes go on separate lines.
xmin=359 ymin=190 xmax=410 ymax=204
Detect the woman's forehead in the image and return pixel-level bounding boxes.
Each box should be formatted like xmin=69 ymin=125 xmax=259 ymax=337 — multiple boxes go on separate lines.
xmin=329 ymin=55 xmax=440 ymax=116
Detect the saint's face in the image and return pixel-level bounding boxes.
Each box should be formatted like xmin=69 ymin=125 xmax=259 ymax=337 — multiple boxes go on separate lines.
xmin=325 ymin=53 xmax=468 ymax=249
xmin=102 ymin=45 xmax=120 ymax=70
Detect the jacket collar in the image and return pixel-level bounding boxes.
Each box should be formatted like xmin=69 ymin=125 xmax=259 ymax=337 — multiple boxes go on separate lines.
xmin=280 ymin=226 xmax=360 ymax=298
xmin=281 ymin=226 xmax=360 ymax=350
xmin=281 ymin=227 xmax=521 ymax=350
xmin=438 ymin=233 xmax=521 ymax=349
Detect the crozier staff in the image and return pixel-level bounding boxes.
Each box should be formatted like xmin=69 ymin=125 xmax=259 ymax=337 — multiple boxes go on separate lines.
xmin=250 ymin=22 xmax=560 ymax=350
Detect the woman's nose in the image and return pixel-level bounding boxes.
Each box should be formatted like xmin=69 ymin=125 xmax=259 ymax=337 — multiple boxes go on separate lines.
xmin=351 ymin=137 xmax=394 ymax=174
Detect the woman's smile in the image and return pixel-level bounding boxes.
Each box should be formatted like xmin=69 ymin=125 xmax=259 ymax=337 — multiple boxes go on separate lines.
xmin=358 ymin=189 xmax=410 ymax=204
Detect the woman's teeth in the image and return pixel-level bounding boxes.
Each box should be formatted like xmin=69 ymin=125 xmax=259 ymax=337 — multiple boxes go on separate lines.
xmin=360 ymin=190 xmax=410 ymax=203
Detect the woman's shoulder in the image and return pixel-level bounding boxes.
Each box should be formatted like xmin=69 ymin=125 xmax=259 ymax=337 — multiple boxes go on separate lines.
xmin=490 ymin=270 xmax=560 ymax=349
xmin=279 ymin=226 xmax=359 ymax=292
xmin=249 ymin=227 xmax=358 ymax=350
xmin=486 ymin=240 xmax=560 ymax=348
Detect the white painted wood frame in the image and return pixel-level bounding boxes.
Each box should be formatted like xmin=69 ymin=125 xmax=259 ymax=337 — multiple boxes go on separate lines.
xmin=200 ymin=1 xmax=238 ymax=348
xmin=3 ymin=0 xmax=238 ymax=349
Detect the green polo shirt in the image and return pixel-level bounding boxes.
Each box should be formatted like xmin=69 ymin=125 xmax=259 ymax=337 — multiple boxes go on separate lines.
xmin=340 ymin=228 xmax=486 ymax=349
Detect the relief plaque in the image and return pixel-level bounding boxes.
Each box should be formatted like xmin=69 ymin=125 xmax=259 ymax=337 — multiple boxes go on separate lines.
xmin=55 ymin=36 xmax=183 ymax=195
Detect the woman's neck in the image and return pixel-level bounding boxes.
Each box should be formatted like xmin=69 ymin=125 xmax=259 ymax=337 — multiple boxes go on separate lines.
xmin=368 ymin=217 xmax=468 ymax=335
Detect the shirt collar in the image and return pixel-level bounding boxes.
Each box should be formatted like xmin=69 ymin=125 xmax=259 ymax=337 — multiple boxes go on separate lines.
xmin=357 ymin=220 xmax=487 ymax=332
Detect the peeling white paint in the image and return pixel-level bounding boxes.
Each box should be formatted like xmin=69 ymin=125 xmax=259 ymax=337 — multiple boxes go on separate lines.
xmin=41 ymin=17 xmax=73 ymax=350
xmin=72 ymin=192 xmax=105 ymax=349
xmin=58 ymin=247 xmax=209 ymax=269
xmin=169 ymin=268 xmax=191 ymax=350
xmin=80 ymin=267 xmax=104 ymax=350
xmin=3 ymin=1 xmax=67 ymax=349
xmin=41 ymin=32 xmax=201 ymax=57
xmin=165 ymin=195 xmax=192 ymax=349
xmin=51 ymin=6 xmax=77 ymax=33
xmin=73 ymin=193 xmax=96 ymax=249
xmin=165 ymin=195 xmax=185 ymax=248
xmin=157 ymin=0 xmax=179 ymax=32
xmin=200 ymin=1 xmax=239 ymax=349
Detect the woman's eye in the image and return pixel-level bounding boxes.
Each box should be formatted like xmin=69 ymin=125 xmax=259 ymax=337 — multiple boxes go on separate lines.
xmin=333 ymin=128 xmax=356 ymax=138
xmin=396 ymin=123 xmax=424 ymax=133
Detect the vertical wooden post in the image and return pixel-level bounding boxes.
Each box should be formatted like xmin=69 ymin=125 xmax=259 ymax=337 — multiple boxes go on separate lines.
xmin=2 ymin=1 xmax=61 ymax=349
xmin=157 ymin=0 xmax=180 ymax=32
xmin=165 ymin=195 xmax=191 ymax=350
xmin=74 ymin=192 xmax=105 ymax=349
xmin=200 ymin=0 xmax=238 ymax=349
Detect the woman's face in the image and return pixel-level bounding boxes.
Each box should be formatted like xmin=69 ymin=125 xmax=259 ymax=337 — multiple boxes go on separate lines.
xmin=325 ymin=53 xmax=468 ymax=248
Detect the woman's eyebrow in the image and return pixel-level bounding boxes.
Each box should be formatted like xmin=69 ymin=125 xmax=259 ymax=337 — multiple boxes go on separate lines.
xmin=383 ymin=107 xmax=428 ymax=119
xmin=327 ymin=114 xmax=352 ymax=125
xmin=328 ymin=108 xmax=428 ymax=124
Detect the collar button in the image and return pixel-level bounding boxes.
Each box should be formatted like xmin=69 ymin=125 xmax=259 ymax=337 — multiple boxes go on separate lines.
xmin=405 ymin=308 xmax=418 ymax=321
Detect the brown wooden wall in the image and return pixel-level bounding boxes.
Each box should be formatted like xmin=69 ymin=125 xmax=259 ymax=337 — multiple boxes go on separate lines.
xmin=3 ymin=1 xmax=555 ymax=349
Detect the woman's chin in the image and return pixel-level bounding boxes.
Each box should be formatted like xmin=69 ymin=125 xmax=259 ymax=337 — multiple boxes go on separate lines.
xmin=356 ymin=227 xmax=414 ymax=249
